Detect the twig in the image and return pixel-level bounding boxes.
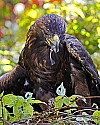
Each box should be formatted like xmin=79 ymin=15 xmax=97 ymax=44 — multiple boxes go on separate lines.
xmin=0 ymin=117 xmax=11 ymax=125
xmin=0 ymin=96 xmax=5 ymax=125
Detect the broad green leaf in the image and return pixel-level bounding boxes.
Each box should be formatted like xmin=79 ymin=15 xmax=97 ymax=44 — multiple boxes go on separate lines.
xmin=93 ymin=110 xmax=100 ymax=124
xmin=69 ymin=95 xmax=79 ymax=101
xmin=0 ymin=58 xmax=11 ymax=65
xmin=9 ymin=113 xmax=21 ymax=122
xmin=70 ymin=102 xmax=77 ymax=107
xmin=26 ymin=98 xmax=33 ymax=104
xmin=63 ymin=97 xmax=70 ymax=106
xmin=55 ymin=98 xmax=63 ymax=109
xmin=14 ymin=97 xmax=24 ymax=107
xmin=23 ymin=104 xmax=33 ymax=117
xmin=2 ymin=94 xmax=17 ymax=107
xmin=3 ymin=65 xmax=13 ymax=72
xmin=55 ymin=96 xmax=63 ymax=102
xmin=13 ymin=106 xmax=19 ymax=116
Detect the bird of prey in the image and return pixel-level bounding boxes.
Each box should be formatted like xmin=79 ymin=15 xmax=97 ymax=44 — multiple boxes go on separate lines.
xmin=0 ymin=14 xmax=100 ymax=110
xmin=18 ymin=14 xmax=100 ymax=109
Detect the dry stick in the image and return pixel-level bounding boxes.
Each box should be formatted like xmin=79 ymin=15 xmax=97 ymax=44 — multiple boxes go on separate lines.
xmin=85 ymin=95 xmax=100 ymax=99
xmin=10 ymin=95 xmax=100 ymax=124
xmin=0 ymin=96 xmax=5 ymax=125
xmin=31 ymin=95 xmax=100 ymax=119
xmin=58 ymin=95 xmax=100 ymax=112
xmin=31 ymin=106 xmax=99 ymax=124
xmin=0 ymin=117 xmax=11 ymax=125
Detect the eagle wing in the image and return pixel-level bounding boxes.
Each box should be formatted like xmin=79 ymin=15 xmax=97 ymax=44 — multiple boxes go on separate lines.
xmin=0 ymin=64 xmax=27 ymax=95
xmin=62 ymin=34 xmax=100 ymax=107
xmin=63 ymin=34 xmax=100 ymax=85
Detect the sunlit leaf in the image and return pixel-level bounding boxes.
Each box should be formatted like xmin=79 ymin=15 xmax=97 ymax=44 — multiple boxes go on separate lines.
xmin=28 ymin=9 xmax=37 ymax=19
xmin=0 ymin=58 xmax=10 ymax=65
xmin=63 ymin=96 xmax=70 ymax=106
xmin=97 ymin=27 xmax=100 ymax=36
xmin=33 ymin=100 xmax=47 ymax=105
xmin=0 ymin=94 xmax=8 ymax=121
xmin=93 ymin=110 xmax=100 ymax=124
xmin=55 ymin=96 xmax=63 ymax=102
xmin=0 ymin=91 xmax=4 ymax=98
xmin=55 ymin=98 xmax=63 ymax=109
xmin=2 ymin=65 xmax=13 ymax=72
xmin=23 ymin=104 xmax=33 ymax=116
xmin=2 ymin=94 xmax=17 ymax=107
xmin=13 ymin=106 xmax=19 ymax=116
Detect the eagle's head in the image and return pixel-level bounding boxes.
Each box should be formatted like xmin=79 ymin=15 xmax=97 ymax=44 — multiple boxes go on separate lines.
xmin=35 ymin=14 xmax=66 ymax=39
xmin=26 ymin=14 xmax=66 ymax=51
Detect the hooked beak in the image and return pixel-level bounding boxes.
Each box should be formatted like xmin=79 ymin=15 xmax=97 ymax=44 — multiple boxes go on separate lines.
xmin=49 ymin=35 xmax=60 ymax=65
xmin=53 ymin=34 xmax=60 ymax=53
xmin=46 ymin=34 xmax=60 ymax=53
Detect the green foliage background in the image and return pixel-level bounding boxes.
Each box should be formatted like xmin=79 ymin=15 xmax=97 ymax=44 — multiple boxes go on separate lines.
xmin=0 ymin=0 xmax=100 ymax=75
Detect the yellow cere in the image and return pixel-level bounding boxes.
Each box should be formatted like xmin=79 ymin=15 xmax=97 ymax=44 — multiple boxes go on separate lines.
xmin=46 ymin=34 xmax=59 ymax=45
xmin=53 ymin=34 xmax=59 ymax=45
xmin=53 ymin=34 xmax=58 ymax=41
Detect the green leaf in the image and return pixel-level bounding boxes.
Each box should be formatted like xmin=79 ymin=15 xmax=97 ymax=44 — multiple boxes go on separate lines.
xmin=9 ymin=113 xmax=21 ymax=122
xmin=93 ymin=110 xmax=100 ymax=124
xmin=15 ymin=97 xmax=24 ymax=107
xmin=17 ymin=96 xmax=24 ymax=100
xmin=55 ymin=98 xmax=63 ymax=109
xmin=55 ymin=96 xmax=63 ymax=102
xmin=33 ymin=100 xmax=47 ymax=105
xmin=0 ymin=91 xmax=4 ymax=98
xmin=0 ymin=103 xmax=8 ymax=120
xmin=70 ymin=102 xmax=77 ymax=107
xmin=69 ymin=95 xmax=78 ymax=101
xmin=26 ymin=98 xmax=33 ymax=104
xmin=63 ymin=97 xmax=70 ymax=106
xmin=2 ymin=94 xmax=17 ymax=107
xmin=23 ymin=104 xmax=33 ymax=117
xmin=13 ymin=106 xmax=19 ymax=116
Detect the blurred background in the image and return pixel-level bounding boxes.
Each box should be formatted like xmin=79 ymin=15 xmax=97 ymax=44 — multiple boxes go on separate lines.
xmin=0 ymin=0 xmax=100 ymax=76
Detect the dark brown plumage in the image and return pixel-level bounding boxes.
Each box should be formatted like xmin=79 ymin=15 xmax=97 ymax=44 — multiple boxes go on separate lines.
xmin=18 ymin=14 xmax=100 ymax=109
xmin=62 ymin=34 xmax=100 ymax=107
xmin=18 ymin=14 xmax=66 ymax=109
xmin=0 ymin=64 xmax=27 ymax=95
xmin=0 ymin=14 xmax=100 ymax=110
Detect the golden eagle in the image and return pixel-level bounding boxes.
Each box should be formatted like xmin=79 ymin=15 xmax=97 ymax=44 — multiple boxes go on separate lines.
xmin=0 ymin=14 xmax=100 ymax=110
